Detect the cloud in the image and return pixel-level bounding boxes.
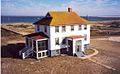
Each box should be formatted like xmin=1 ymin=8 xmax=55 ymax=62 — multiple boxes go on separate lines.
xmin=1 ymin=0 xmax=120 ymax=16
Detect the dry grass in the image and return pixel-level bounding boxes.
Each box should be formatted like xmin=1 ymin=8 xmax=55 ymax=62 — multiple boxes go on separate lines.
xmin=2 ymin=56 xmax=113 ymax=74
xmin=85 ymin=49 xmax=95 ymax=55
xmin=91 ymin=21 xmax=120 ymax=36
xmin=1 ymin=23 xmax=34 ymax=35
xmin=1 ymin=28 xmax=24 ymax=46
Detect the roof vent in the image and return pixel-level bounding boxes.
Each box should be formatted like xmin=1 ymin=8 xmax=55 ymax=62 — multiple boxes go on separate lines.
xmin=68 ymin=8 xmax=72 ymax=12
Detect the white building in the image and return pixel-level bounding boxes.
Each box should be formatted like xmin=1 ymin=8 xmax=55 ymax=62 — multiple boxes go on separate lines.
xmin=19 ymin=8 xmax=92 ymax=59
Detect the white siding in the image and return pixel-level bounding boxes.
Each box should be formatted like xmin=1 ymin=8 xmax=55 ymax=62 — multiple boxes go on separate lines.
xmin=49 ymin=24 xmax=90 ymax=50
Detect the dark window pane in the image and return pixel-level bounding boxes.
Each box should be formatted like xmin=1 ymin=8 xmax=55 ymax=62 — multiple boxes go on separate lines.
xmin=38 ymin=53 xmax=41 ymax=57
xmin=84 ymin=25 xmax=87 ymax=30
xmin=79 ymin=25 xmax=81 ymax=30
xmin=71 ymin=25 xmax=74 ymax=31
xmin=55 ymin=26 xmax=59 ymax=32
xmin=62 ymin=26 xmax=66 ymax=32
xmin=42 ymin=52 xmax=45 ymax=56
xmin=55 ymin=38 xmax=59 ymax=45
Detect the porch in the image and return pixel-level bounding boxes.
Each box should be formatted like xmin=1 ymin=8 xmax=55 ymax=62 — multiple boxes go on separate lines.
xmin=66 ymin=35 xmax=85 ymax=56
xmin=19 ymin=32 xmax=49 ymax=59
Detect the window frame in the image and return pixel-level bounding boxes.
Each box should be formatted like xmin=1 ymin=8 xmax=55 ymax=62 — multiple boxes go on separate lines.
xmin=55 ymin=38 xmax=59 ymax=45
xmin=78 ymin=25 xmax=82 ymax=30
xmin=62 ymin=26 xmax=66 ymax=32
xmin=37 ymin=41 xmax=46 ymax=51
xmin=84 ymin=25 xmax=87 ymax=30
xmin=55 ymin=26 xmax=59 ymax=33
xmin=71 ymin=25 xmax=74 ymax=31
xmin=84 ymin=34 xmax=87 ymax=41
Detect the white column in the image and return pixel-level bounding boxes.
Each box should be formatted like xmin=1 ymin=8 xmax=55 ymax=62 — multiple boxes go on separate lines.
xmin=81 ymin=39 xmax=84 ymax=52
xmin=36 ymin=40 xmax=38 ymax=59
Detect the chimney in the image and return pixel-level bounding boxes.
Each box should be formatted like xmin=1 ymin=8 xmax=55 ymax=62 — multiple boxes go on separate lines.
xmin=68 ymin=8 xmax=72 ymax=12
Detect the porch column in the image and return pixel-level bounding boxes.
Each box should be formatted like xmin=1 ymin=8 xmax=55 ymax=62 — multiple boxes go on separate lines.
xmin=81 ymin=39 xmax=84 ymax=52
xmin=36 ymin=40 xmax=38 ymax=59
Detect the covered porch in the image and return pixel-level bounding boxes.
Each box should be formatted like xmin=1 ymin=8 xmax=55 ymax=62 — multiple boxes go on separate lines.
xmin=19 ymin=32 xmax=49 ymax=59
xmin=66 ymin=35 xmax=85 ymax=56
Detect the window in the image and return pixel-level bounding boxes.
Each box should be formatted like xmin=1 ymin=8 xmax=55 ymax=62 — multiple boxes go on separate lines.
xmin=56 ymin=50 xmax=60 ymax=54
xmin=84 ymin=34 xmax=87 ymax=41
xmin=76 ymin=46 xmax=80 ymax=52
xmin=62 ymin=26 xmax=66 ymax=32
xmin=84 ymin=25 xmax=87 ymax=30
xmin=37 ymin=25 xmax=39 ymax=31
xmin=71 ymin=25 xmax=74 ymax=31
xmin=38 ymin=53 xmax=41 ymax=57
xmin=78 ymin=25 xmax=82 ymax=30
xmin=44 ymin=26 xmax=47 ymax=32
xmin=42 ymin=52 xmax=45 ymax=56
xmin=55 ymin=26 xmax=59 ymax=32
xmin=38 ymin=41 xmax=46 ymax=51
xmin=55 ymin=38 xmax=59 ymax=45
xmin=62 ymin=38 xmax=66 ymax=44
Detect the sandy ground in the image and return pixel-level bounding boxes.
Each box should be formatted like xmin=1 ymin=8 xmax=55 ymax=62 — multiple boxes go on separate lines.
xmin=108 ymin=36 xmax=120 ymax=42
xmin=90 ymin=40 xmax=120 ymax=74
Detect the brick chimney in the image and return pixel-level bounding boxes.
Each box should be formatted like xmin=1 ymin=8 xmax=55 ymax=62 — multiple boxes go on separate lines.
xmin=68 ymin=8 xmax=72 ymax=12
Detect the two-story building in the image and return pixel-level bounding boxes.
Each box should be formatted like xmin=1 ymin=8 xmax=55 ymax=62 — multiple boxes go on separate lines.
xmin=19 ymin=8 xmax=92 ymax=59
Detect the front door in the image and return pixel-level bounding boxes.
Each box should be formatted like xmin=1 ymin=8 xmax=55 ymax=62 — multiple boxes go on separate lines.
xmin=68 ymin=40 xmax=73 ymax=56
xmin=75 ymin=40 xmax=82 ymax=52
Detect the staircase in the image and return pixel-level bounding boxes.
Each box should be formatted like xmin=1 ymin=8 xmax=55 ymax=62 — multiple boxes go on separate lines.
xmin=76 ymin=52 xmax=85 ymax=57
xmin=19 ymin=47 xmax=33 ymax=59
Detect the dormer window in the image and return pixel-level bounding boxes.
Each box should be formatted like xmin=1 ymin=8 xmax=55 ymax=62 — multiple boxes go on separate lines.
xmin=71 ymin=25 xmax=74 ymax=31
xmin=84 ymin=25 xmax=87 ymax=30
xmin=62 ymin=26 xmax=66 ymax=32
xmin=55 ymin=26 xmax=59 ymax=33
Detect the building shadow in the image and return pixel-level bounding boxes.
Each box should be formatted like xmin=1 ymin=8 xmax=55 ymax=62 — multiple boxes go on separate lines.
xmin=1 ymin=43 xmax=25 ymax=59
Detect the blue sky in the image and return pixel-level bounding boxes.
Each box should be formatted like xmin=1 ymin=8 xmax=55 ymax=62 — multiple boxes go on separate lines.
xmin=1 ymin=0 xmax=120 ymax=16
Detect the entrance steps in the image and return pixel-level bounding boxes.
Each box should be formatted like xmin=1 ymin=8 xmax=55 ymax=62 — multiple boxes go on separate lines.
xmin=19 ymin=47 xmax=33 ymax=59
xmin=75 ymin=52 xmax=85 ymax=57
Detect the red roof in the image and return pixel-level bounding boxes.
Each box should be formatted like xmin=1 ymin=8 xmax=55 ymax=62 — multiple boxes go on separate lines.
xmin=66 ymin=35 xmax=84 ymax=39
xmin=24 ymin=32 xmax=48 ymax=40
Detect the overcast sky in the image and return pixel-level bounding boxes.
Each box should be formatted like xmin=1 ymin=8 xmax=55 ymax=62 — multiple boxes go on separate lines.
xmin=1 ymin=0 xmax=120 ymax=16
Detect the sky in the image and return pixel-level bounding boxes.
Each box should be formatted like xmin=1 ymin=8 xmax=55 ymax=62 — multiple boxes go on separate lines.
xmin=1 ymin=0 xmax=120 ymax=16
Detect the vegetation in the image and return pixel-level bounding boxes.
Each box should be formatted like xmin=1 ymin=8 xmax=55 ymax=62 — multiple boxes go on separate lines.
xmin=85 ymin=49 xmax=94 ymax=55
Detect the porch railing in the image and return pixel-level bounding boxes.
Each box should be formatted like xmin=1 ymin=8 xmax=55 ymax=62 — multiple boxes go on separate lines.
xmin=19 ymin=47 xmax=33 ymax=59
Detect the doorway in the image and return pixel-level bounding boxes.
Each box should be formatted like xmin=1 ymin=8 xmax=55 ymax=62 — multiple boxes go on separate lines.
xmin=67 ymin=40 xmax=73 ymax=55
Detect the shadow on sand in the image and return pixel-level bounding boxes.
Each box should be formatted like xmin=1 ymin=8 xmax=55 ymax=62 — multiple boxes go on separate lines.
xmin=1 ymin=43 xmax=25 ymax=59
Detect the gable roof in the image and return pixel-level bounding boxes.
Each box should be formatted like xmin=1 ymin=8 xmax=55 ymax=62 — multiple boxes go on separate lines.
xmin=34 ymin=11 xmax=92 ymax=26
